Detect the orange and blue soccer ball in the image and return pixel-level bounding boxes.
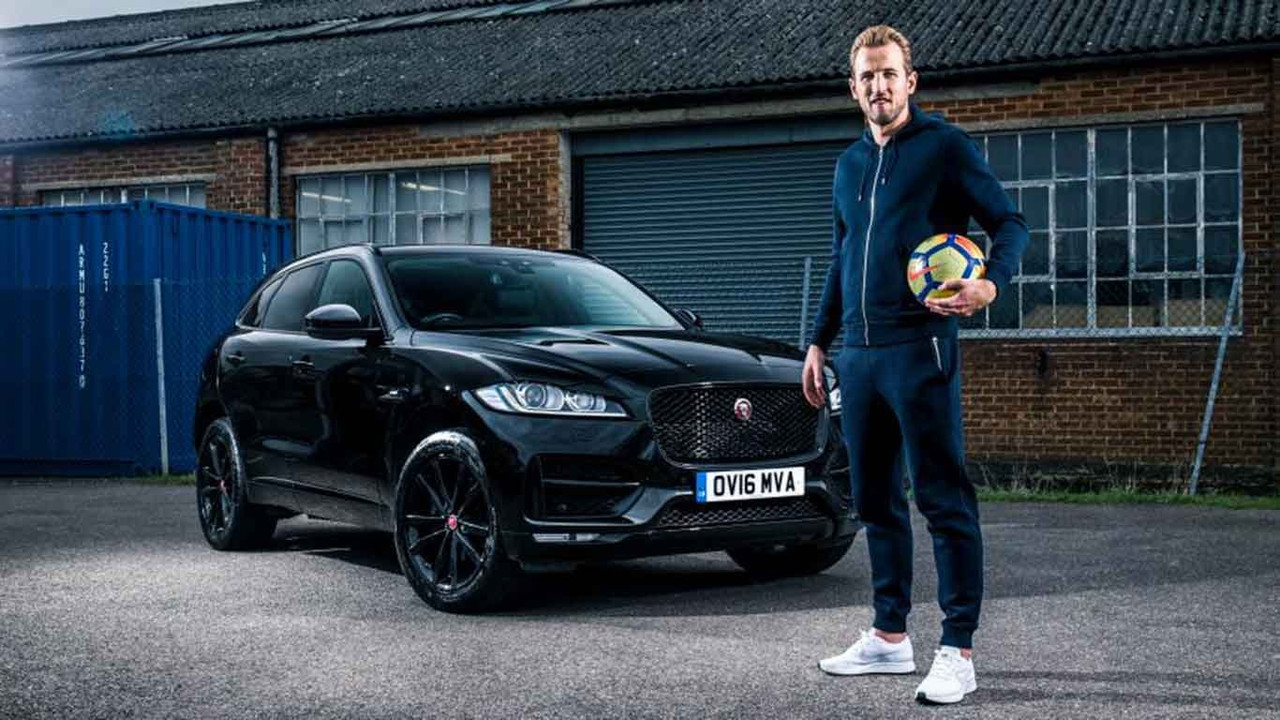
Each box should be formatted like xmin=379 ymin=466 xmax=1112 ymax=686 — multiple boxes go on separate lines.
xmin=907 ymin=233 xmax=987 ymax=303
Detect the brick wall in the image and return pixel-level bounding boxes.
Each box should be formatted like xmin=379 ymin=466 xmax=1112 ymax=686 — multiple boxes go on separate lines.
xmin=281 ymin=125 xmax=563 ymax=249
xmin=12 ymin=139 xmax=220 ymax=207
xmin=922 ymin=58 xmax=1277 ymax=478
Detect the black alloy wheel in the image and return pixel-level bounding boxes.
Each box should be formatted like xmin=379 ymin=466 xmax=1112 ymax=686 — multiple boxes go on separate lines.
xmin=394 ymin=436 xmax=518 ymax=612
xmin=196 ymin=418 xmax=277 ymax=550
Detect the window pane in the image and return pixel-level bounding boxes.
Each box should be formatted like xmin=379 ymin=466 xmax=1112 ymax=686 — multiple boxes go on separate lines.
xmin=322 ymin=176 xmax=343 ymax=216
xmin=1167 ymin=227 xmax=1196 ymax=272
xmin=423 ymin=216 xmax=447 ymax=245
xmin=1205 ymin=277 xmax=1241 ymax=327
xmin=958 ymin=310 xmax=985 ymax=330
xmin=444 ymin=169 xmax=468 ymax=214
xmin=344 ymin=175 xmax=367 ymax=215
xmin=372 ymin=215 xmax=390 ymax=246
xmin=299 ymin=178 xmax=320 ymax=217
xmin=1055 ymin=182 xmax=1086 ymax=228
xmin=1167 ymin=124 xmax=1200 ymax=172
xmin=129 ymin=187 xmax=146 ymax=201
xmin=316 ymin=259 xmax=377 ymax=328
xmin=469 ymin=167 xmax=491 ymax=211
xmin=1054 ymin=130 xmax=1087 ymax=178
xmin=1135 ymin=180 xmax=1164 ymax=226
xmin=299 ymin=219 xmax=322 ymax=256
xmin=396 ymin=213 xmax=419 ymax=244
xmin=417 ymin=170 xmax=444 ymax=215
xmin=1055 ymin=230 xmax=1087 ymax=279
xmin=396 ymin=174 xmax=418 ymax=214
xmin=1096 ymin=128 xmax=1128 ymax=177
xmin=1168 ymin=278 xmax=1202 ymax=327
xmin=323 ymin=223 xmax=345 ymax=248
xmin=1204 ymin=174 xmax=1238 ymax=222
xmin=189 ymin=185 xmax=206 ymax=208
xmin=1204 ymin=121 xmax=1238 ymax=170
xmin=1096 ymin=280 xmax=1129 ymax=328
xmin=1023 ymin=231 xmax=1049 ymax=276
xmin=1135 ymin=228 xmax=1164 ymax=272
xmin=1022 ymin=282 xmax=1053 ymax=328
xmin=472 ymin=211 xmax=491 ymax=246
xmin=1096 ymin=178 xmax=1128 ymax=227
xmin=1096 ymin=229 xmax=1128 ymax=278
xmin=1056 ymin=282 xmax=1087 ymax=327
xmin=1132 ymin=280 xmax=1162 ymax=328
xmin=343 ymin=220 xmax=365 ymax=246
xmin=1021 ymin=186 xmax=1049 ymax=229
xmin=989 ymin=284 xmax=1019 ymax=328
xmin=445 ymin=215 xmax=467 ymax=244
xmin=1204 ymin=225 xmax=1239 ymax=275
xmin=1131 ymin=126 xmax=1164 ymax=174
xmin=373 ymin=174 xmax=390 ymax=213
xmin=1022 ymin=132 xmax=1052 ymax=180
xmin=987 ymin=134 xmax=1018 ymax=181
xmin=1167 ymin=178 xmax=1197 ymax=225
xmin=261 ymin=263 xmax=324 ymax=332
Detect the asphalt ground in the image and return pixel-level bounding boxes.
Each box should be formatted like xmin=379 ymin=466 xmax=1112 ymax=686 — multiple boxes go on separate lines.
xmin=1 ymin=481 xmax=1278 ymax=720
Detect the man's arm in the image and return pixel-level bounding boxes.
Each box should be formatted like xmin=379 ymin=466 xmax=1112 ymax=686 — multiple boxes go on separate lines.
xmin=803 ymin=189 xmax=845 ymax=408
xmin=808 ymin=199 xmax=846 ymax=352
xmin=950 ymin=130 xmax=1029 ymax=297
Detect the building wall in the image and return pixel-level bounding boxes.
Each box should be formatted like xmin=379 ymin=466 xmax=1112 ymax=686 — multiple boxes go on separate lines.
xmin=922 ymin=58 xmax=1276 ymax=479
xmin=2 ymin=57 xmax=1274 ymax=482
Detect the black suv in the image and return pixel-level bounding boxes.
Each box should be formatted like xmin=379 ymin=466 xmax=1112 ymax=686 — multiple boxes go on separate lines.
xmin=193 ymin=244 xmax=857 ymax=611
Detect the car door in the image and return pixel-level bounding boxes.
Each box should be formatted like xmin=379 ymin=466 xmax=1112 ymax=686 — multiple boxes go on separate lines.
xmin=237 ymin=261 xmax=327 ymax=486
xmin=293 ymin=258 xmax=390 ymax=511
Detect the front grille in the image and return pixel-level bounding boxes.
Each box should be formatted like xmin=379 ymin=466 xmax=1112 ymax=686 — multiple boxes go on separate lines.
xmin=648 ymin=384 xmax=821 ymax=463
xmin=652 ymin=496 xmax=826 ymax=529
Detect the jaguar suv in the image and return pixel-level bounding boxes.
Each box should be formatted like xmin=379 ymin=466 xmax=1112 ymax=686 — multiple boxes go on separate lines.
xmin=193 ymin=244 xmax=857 ymax=611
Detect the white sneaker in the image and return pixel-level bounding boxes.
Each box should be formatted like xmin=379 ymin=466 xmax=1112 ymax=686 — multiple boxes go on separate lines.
xmin=914 ymin=646 xmax=977 ymax=704
xmin=818 ymin=629 xmax=916 ymax=675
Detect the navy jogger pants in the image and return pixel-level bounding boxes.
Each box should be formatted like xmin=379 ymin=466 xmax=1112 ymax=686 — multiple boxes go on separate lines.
xmin=835 ymin=333 xmax=983 ymax=649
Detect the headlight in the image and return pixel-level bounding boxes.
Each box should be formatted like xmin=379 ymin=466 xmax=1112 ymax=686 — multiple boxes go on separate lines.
xmin=473 ymin=382 xmax=628 ymax=418
xmin=828 ymin=386 xmax=842 ymax=414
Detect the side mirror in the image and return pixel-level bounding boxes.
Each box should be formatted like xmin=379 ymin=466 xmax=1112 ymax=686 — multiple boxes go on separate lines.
xmin=674 ymin=308 xmax=703 ymax=329
xmin=304 ymin=304 xmax=382 ymax=341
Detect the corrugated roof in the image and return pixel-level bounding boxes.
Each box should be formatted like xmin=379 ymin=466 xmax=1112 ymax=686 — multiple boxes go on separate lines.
xmin=1 ymin=0 xmax=1277 ymax=145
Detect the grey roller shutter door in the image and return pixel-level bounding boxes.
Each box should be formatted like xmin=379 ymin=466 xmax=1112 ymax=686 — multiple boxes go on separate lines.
xmin=581 ymin=142 xmax=848 ymax=347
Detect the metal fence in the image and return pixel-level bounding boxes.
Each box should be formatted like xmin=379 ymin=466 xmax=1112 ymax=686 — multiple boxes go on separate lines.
xmin=610 ymin=247 xmax=1251 ymax=493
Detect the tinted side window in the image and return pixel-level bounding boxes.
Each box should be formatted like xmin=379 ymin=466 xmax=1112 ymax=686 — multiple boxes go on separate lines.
xmin=241 ymin=276 xmax=283 ymax=327
xmin=316 ymin=260 xmax=379 ymax=328
xmin=260 ymin=264 xmax=324 ymax=331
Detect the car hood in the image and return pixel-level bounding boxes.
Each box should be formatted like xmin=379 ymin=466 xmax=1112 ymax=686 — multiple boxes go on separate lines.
xmin=412 ymin=327 xmax=807 ymax=387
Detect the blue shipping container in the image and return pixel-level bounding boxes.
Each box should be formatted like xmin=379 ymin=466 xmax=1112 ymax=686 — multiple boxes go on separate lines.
xmin=0 ymin=200 xmax=293 ymax=476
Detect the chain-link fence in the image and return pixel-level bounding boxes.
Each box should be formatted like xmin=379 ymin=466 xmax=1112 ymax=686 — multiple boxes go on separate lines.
xmin=609 ymin=246 xmax=1256 ymax=493
xmin=4 ymin=278 xmax=261 ymax=476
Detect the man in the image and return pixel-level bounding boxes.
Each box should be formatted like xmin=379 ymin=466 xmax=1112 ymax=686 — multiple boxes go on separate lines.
xmin=802 ymin=25 xmax=1028 ymax=705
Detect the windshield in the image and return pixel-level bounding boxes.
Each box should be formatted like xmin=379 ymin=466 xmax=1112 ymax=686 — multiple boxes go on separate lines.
xmin=383 ymin=253 xmax=683 ymax=331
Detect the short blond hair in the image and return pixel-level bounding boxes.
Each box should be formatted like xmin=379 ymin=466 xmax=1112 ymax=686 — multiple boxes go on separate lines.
xmin=850 ymin=25 xmax=914 ymax=74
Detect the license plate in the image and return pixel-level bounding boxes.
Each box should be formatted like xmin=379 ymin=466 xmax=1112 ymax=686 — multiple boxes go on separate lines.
xmin=695 ymin=466 xmax=805 ymax=503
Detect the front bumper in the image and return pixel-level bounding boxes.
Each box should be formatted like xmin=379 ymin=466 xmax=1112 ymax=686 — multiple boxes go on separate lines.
xmin=464 ymin=395 xmax=856 ymax=563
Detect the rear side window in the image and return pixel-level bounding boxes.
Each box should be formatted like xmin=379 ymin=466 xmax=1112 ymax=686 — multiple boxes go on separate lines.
xmin=240 ymin=276 xmax=283 ymax=327
xmin=260 ymin=264 xmax=324 ymax=331
xmin=316 ymin=260 xmax=379 ymax=328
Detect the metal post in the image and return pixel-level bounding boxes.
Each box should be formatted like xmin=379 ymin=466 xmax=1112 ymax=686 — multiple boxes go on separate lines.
xmin=798 ymin=256 xmax=812 ymax=348
xmin=153 ymin=278 xmax=170 ymax=476
xmin=1189 ymin=250 xmax=1245 ymax=495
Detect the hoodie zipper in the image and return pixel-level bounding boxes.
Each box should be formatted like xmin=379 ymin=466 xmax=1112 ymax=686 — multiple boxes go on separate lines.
xmin=861 ymin=144 xmax=886 ymax=346
xmin=931 ymin=335 xmax=943 ymax=374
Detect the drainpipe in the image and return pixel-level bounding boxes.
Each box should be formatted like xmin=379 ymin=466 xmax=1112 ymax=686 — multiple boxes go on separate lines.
xmin=266 ymin=127 xmax=280 ymax=219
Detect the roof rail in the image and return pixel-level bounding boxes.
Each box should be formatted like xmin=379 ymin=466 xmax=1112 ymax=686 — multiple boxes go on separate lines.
xmin=553 ymin=248 xmax=602 ymax=263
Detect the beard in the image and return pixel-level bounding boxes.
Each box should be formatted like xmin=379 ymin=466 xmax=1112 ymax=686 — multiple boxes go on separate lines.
xmin=865 ymin=98 xmax=904 ymax=127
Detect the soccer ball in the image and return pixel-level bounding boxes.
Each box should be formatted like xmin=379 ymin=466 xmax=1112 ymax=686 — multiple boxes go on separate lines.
xmin=907 ymin=233 xmax=987 ymax=303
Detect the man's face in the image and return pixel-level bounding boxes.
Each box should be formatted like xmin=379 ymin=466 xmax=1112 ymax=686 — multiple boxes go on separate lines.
xmin=850 ymin=43 xmax=917 ymax=128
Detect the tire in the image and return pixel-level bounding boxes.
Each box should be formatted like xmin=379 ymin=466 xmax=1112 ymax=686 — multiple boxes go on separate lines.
xmin=195 ymin=418 xmax=277 ymax=551
xmin=727 ymin=536 xmax=855 ymax=579
xmin=392 ymin=432 xmax=520 ymax=613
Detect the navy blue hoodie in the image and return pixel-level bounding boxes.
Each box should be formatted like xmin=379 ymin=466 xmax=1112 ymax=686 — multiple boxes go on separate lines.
xmin=809 ymin=104 xmax=1029 ymax=348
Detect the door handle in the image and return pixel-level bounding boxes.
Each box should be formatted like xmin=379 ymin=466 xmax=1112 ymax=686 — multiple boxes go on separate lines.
xmin=378 ymin=387 xmax=409 ymax=404
xmin=291 ymin=359 xmax=315 ymax=370
xmin=226 ymin=352 xmax=245 ymax=367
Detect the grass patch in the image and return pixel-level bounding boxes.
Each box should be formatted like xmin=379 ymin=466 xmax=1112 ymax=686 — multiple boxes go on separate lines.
xmin=977 ymin=487 xmax=1280 ymax=510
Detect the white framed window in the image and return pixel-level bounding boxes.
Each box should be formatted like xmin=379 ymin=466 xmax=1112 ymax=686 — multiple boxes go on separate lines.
xmin=40 ymin=183 xmax=207 ymax=208
xmin=961 ymin=120 xmax=1242 ymax=338
xmin=295 ymin=167 xmax=491 ymax=256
